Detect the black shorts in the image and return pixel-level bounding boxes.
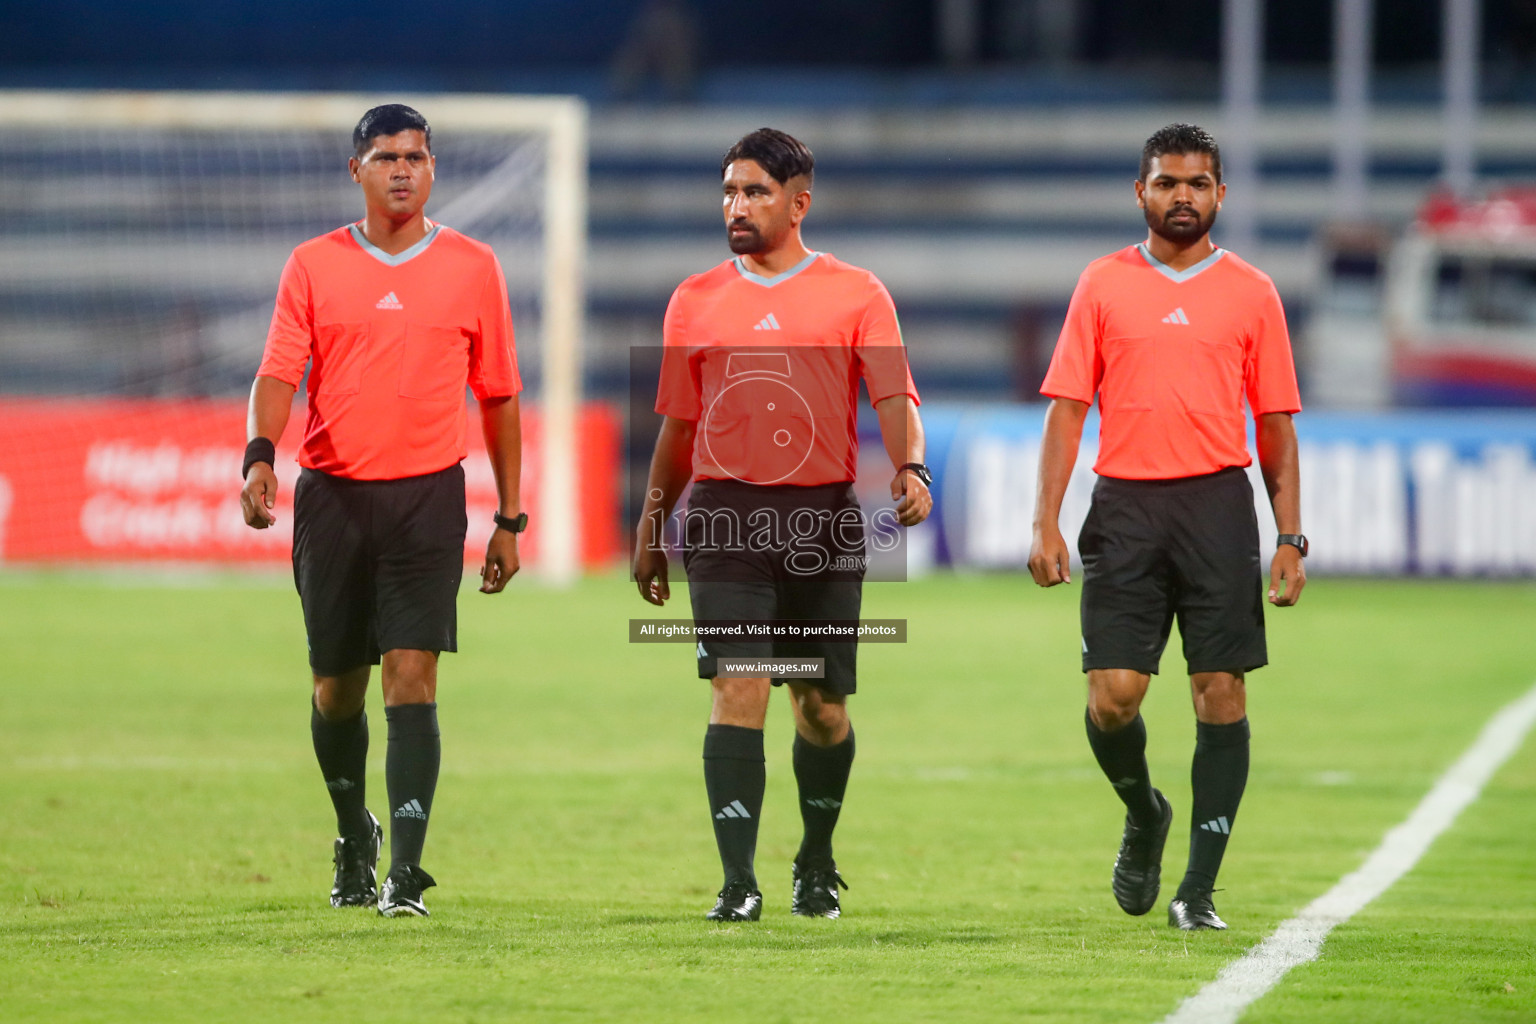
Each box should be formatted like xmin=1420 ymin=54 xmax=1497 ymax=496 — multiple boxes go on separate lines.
xmin=682 ymin=479 xmax=865 ymax=695
xmin=1078 ymin=466 xmax=1266 ymax=677
xmin=292 ymin=464 xmax=467 ymax=676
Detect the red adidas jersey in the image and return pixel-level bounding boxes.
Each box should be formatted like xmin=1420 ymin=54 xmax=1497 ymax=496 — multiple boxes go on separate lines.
xmin=1041 ymin=244 xmax=1300 ymax=480
xmin=258 ymin=223 xmax=521 ymax=481
xmin=656 ymin=252 xmax=918 ymax=486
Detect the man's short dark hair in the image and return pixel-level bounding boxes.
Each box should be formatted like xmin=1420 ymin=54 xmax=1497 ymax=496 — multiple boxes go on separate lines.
xmin=353 ymin=104 xmax=431 ymax=157
xmin=721 ymin=128 xmax=814 ymax=187
xmin=1139 ymin=123 xmax=1221 ymax=183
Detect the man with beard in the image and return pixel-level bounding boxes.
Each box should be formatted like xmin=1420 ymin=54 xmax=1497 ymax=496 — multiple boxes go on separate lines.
xmin=1026 ymin=123 xmax=1306 ymax=931
xmin=633 ymin=128 xmax=932 ymax=922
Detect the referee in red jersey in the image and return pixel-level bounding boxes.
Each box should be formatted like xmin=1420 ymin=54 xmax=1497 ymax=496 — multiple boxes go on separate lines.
xmin=240 ymin=104 xmax=525 ymax=917
xmin=633 ymin=129 xmax=932 ymax=922
xmin=1029 ymin=124 xmax=1306 ymax=931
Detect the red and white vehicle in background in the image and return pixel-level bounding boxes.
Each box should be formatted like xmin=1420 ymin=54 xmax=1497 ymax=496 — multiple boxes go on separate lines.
xmin=1309 ymin=187 xmax=1536 ymax=408
xmin=1392 ymin=188 xmax=1536 ymax=405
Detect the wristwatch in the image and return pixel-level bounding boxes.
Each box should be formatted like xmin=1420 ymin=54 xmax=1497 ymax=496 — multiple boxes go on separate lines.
xmin=492 ymin=511 xmax=528 ymax=534
xmin=1276 ymin=534 xmax=1309 ymax=557
xmin=897 ymin=462 xmax=933 ymax=488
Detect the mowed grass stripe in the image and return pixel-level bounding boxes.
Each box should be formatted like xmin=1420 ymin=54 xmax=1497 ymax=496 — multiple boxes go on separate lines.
xmin=1163 ymin=680 xmax=1536 ymax=1024
xmin=2 ymin=574 xmax=1535 ymax=1023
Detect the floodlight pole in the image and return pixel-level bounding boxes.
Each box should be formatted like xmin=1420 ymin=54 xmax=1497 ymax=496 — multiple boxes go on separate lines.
xmin=1221 ymin=0 xmax=1263 ymax=256
xmin=1333 ymin=0 xmax=1373 ymax=219
xmin=1442 ymin=0 xmax=1481 ymax=197
xmin=539 ymin=100 xmax=588 ymax=587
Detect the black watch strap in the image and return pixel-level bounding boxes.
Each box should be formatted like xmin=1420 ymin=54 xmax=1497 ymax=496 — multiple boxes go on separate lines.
xmin=493 ymin=511 xmax=528 ymax=534
xmin=1276 ymin=533 xmax=1309 ymax=557
xmin=897 ymin=462 xmax=933 ymax=488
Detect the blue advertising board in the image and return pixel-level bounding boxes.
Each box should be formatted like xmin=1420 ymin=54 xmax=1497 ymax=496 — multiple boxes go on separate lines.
xmin=905 ymin=405 xmax=1536 ymax=577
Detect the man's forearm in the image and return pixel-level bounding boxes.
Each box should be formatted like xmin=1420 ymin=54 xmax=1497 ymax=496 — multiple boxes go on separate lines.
xmin=1034 ymin=398 xmax=1089 ymax=530
xmin=480 ymin=394 xmax=523 ymax=515
xmin=873 ymin=395 xmax=925 ymax=469
xmin=637 ymin=417 xmax=696 ymax=543
xmin=247 ymin=376 xmax=296 ymax=443
xmin=1256 ymin=412 xmax=1301 ymax=535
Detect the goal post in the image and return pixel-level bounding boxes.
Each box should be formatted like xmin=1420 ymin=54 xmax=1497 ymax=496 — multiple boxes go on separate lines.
xmin=0 ymin=90 xmax=588 ymax=584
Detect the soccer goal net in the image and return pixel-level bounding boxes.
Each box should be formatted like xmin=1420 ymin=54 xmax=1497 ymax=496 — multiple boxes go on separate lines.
xmin=0 ymin=90 xmax=599 ymax=583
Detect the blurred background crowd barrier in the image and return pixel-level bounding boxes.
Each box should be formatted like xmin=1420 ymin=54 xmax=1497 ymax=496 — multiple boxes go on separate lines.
xmin=1 ymin=0 xmax=1533 ymax=577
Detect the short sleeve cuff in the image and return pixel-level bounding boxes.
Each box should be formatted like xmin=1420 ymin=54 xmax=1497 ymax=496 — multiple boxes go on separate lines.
xmin=868 ymin=386 xmax=920 ymax=406
xmin=255 ymin=367 xmax=304 ymax=390
xmin=471 ymin=379 xmax=523 ymax=401
xmin=1039 ymin=385 xmax=1094 ymax=403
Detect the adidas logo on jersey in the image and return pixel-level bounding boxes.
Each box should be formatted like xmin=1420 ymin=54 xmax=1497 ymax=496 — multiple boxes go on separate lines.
xmin=752 ymin=312 xmax=782 ymax=331
xmin=714 ymin=799 xmax=753 ymax=820
xmin=1161 ymin=307 xmax=1190 ymax=325
xmin=394 ymin=798 xmax=428 ymax=820
xmin=376 ymin=291 xmax=404 ymax=310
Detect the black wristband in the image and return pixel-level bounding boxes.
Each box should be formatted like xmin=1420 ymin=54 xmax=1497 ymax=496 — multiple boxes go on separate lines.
xmin=896 ymin=462 xmax=933 ymax=488
xmin=242 ymin=437 xmax=276 ymax=479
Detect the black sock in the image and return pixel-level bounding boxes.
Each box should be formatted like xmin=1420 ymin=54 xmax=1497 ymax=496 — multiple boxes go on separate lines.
xmin=703 ymin=724 xmax=765 ymax=889
xmin=385 ymin=703 xmax=440 ymax=872
xmin=1085 ymin=710 xmax=1160 ymax=826
xmin=1179 ymin=718 xmax=1250 ymax=900
xmin=311 ymin=701 xmax=371 ymax=838
xmin=793 ymin=728 xmax=855 ymax=867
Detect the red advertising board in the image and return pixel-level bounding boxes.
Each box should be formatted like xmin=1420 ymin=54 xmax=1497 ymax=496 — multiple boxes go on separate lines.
xmin=0 ymin=398 xmax=620 ymax=567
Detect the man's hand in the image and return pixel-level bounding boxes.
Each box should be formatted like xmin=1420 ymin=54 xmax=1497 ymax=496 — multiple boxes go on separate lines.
xmin=480 ymin=529 xmax=520 ymax=593
xmin=1028 ymin=523 xmax=1072 ymax=586
xmin=240 ymin=463 xmax=278 ymax=529
xmin=1269 ymin=545 xmax=1306 ymax=606
xmin=892 ymin=469 xmax=932 ymax=527
xmin=633 ymin=545 xmax=670 ymax=606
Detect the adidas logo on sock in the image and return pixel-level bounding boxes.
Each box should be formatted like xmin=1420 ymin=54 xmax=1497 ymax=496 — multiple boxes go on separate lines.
xmin=1110 ymin=777 xmax=1138 ymax=790
xmin=714 ymin=799 xmax=752 ymax=820
xmin=1161 ymin=307 xmax=1190 ymax=325
xmin=394 ymin=799 xmax=427 ymax=820
xmin=804 ymin=797 xmax=842 ymax=810
xmin=376 ymin=291 xmax=403 ymax=310
xmin=1199 ymin=815 xmax=1231 ymax=834
xmin=326 ymin=777 xmax=356 ymax=792
xmin=752 ymin=312 xmax=782 ymax=331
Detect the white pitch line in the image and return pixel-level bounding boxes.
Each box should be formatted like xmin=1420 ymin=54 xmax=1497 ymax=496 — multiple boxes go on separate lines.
xmin=1162 ymin=679 xmax=1536 ymax=1024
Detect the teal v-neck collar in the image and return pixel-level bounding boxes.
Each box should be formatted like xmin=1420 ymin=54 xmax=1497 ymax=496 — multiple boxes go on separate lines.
xmin=732 ymin=251 xmax=821 ymax=288
xmin=1137 ymin=243 xmax=1226 ymax=283
xmin=348 ymin=222 xmax=442 ymax=267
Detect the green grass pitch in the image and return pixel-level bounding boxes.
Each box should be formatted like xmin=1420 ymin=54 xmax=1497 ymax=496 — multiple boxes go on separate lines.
xmin=2 ymin=571 xmax=1533 ymax=1023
